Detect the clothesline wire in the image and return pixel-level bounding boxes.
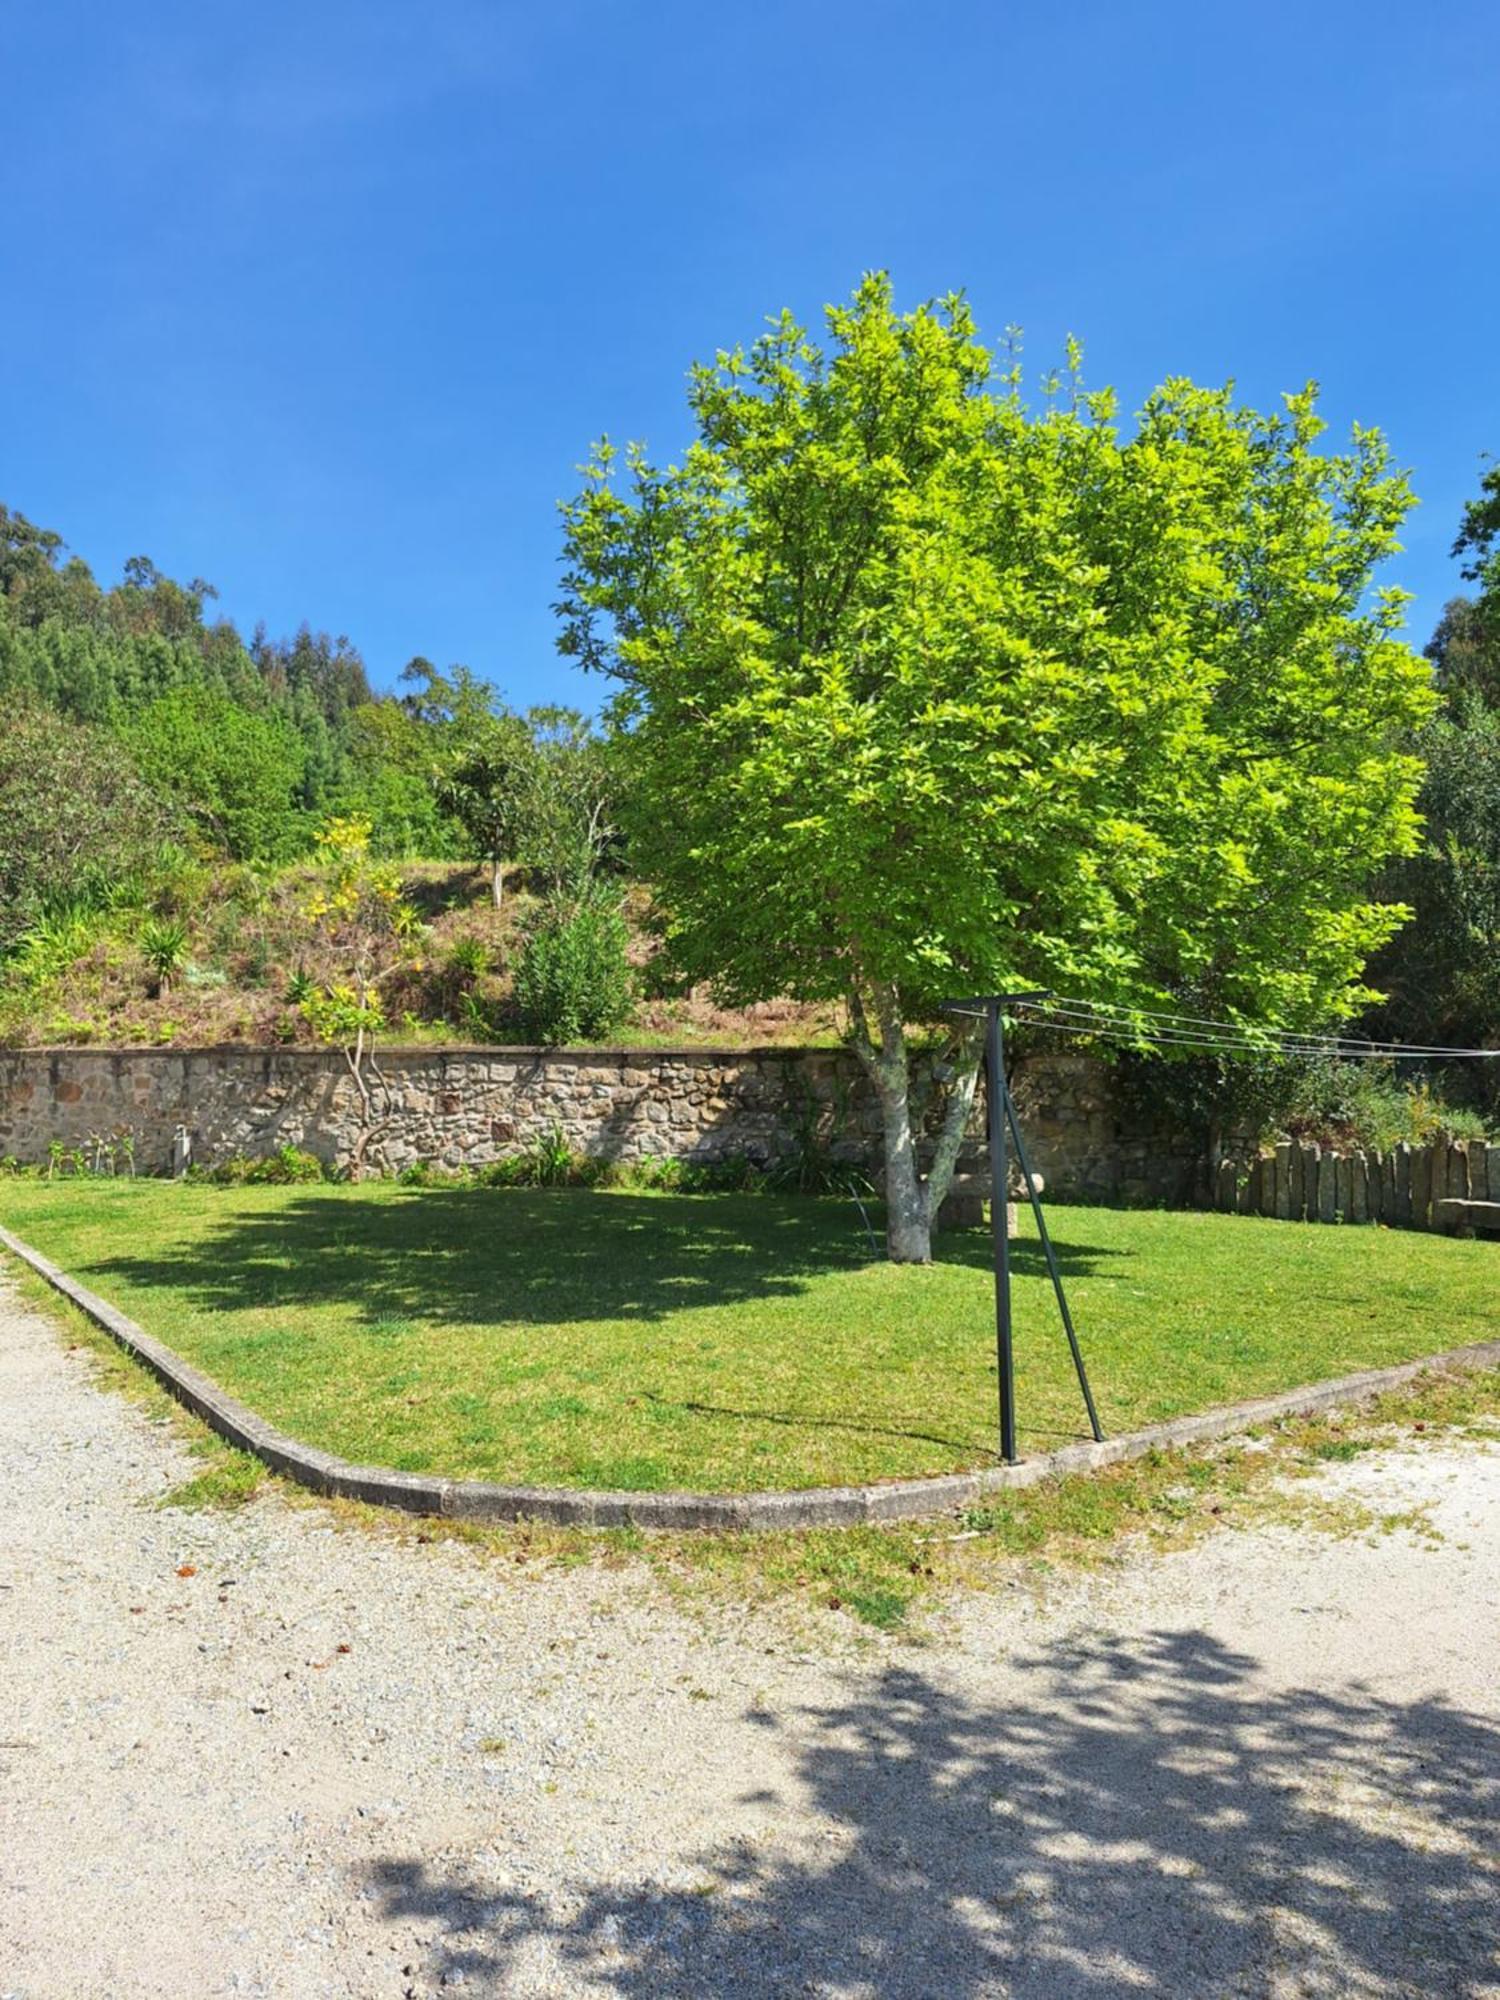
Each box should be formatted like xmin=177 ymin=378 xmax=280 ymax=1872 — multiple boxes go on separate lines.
xmin=1019 ymin=995 xmax=1491 ymax=1056
xmin=1005 ymin=995 xmax=1500 ymax=1062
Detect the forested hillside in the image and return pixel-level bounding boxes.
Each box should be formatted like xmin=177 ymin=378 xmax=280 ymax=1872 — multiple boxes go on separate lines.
xmin=0 ymin=503 xmax=831 ymax=1053
xmin=0 ymin=503 xmax=459 ymax=862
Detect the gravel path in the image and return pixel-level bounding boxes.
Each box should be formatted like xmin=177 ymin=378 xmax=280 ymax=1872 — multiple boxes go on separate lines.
xmin=2 ymin=1273 xmax=1498 ymax=1999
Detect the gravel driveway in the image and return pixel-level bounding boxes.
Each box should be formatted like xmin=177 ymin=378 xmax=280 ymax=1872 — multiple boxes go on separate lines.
xmin=2 ymin=1273 xmax=1498 ymax=1999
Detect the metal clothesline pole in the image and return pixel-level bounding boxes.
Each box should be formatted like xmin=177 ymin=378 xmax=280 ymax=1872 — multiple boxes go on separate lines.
xmin=941 ymin=992 xmax=1105 ymax=1464
xmin=986 ymin=998 xmax=1016 ymax=1464
xmin=1003 ymin=1085 xmax=1103 ymax=1443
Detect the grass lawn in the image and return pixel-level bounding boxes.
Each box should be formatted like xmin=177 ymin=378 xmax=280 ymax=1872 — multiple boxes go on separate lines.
xmin=1 ymin=1181 xmax=1494 ymax=1494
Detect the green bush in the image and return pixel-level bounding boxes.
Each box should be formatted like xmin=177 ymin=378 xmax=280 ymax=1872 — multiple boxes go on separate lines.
xmin=206 ymin=1144 xmax=330 ymax=1185
xmin=511 ymin=888 xmax=632 ymax=1044
xmin=138 ymin=915 xmax=190 ymax=991
xmin=445 ymin=933 xmax=491 ymax=982
xmin=12 ymin=905 xmax=103 ymax=986
xmin=1273 ymin=1058 xmax=1493 ymax=1150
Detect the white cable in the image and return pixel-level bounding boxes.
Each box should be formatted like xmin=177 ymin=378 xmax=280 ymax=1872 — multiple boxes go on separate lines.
xmin=1013 ymin=1000 xmax=1500 ymax=1061
xmin=1017 ymin=1017 xmax=1336 ymax=1057
xmin=1018 ymin=996 xmax=1495 ymax=1059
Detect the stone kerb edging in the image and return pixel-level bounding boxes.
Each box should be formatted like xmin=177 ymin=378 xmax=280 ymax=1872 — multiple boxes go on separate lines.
xmin=5 ymin=1219 xmax=1499 ymax=1532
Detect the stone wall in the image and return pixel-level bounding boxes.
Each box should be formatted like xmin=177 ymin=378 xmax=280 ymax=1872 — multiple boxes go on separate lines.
xmin=2 ymin=1045 xmax=1489 ymax=1229
xmin=0 ymin=1044 xmax=1193 ymax=1201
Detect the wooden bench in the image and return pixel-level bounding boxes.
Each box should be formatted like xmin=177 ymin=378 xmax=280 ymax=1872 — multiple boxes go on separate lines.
xmin=1434 ymin=1198 xmax=1500 ymax=1238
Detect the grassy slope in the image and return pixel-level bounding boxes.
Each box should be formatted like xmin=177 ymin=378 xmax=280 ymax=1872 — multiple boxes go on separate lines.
xmin=2 ymin=1182 xmax=1494 ymax=1494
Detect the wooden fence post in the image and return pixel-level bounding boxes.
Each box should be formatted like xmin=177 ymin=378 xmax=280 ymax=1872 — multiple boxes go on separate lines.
xmin=1411 ymin=1144 xmax=1434 ymax=1230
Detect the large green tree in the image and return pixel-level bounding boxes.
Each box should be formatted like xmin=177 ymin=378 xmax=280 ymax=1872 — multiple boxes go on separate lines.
xmin=437 ymin=701 xmax=618 ymax=907
xmin=1367 ymin=460 xmax=1500 ymax=1068
xmin=436 ymin=711 xmax=537 ymax=908
xmin=559 ymin=275 xmax=1434 ymax=1260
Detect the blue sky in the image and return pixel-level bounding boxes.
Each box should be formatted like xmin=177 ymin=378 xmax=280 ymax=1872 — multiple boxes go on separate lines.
xmin=7 ymin=1 xmax=1498 ymax=707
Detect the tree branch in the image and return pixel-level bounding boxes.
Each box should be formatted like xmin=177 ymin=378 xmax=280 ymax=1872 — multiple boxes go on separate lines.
xmin=921 ymin=1020 xmax=985 ymax=1224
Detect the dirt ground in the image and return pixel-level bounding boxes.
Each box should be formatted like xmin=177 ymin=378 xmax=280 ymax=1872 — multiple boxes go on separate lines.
xmin=2 ymin=1274 xmax=1497 ymax=1998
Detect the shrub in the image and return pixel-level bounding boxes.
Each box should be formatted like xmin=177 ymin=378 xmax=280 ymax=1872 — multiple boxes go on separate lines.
xmin=511 ymin=888 xmax=632 ymax=1044
xmin=206 ymin=1145 xmax=330 ymax=1185
xmin=445 ymin=933 xmax=491 ymax=983
xmin=0 ymin=702 xmax=165 ymax=954
xmin=12 ymin=905 xmax=102 ymax=986
xmin=138 ymin=916 xmax=190 ymax=992
xmin=1273 ymin=1058 xmax=1494 ymax=1150
xmin=476 ymin=1123 xmax=600 ymax=1188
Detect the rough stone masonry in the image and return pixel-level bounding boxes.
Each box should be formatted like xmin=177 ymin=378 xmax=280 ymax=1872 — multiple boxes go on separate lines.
xmin=0 ymin=1045 xmax=1200 ymax=1204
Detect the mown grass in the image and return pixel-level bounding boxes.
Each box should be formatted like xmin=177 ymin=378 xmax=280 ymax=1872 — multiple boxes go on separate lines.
xmin=2 ymin=1181 xmax=1495 ymax=1497
xmin=11 ymin=1252 xmax=1498 ymax=1633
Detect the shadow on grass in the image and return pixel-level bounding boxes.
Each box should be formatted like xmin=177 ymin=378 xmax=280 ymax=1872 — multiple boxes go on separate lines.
xmin=80 ymin=1189 xmax=1131 ymax=1335
xmin=362 ymin=1629 xmax=1500 ymax=1995
xmin=637 ymin=1387 xmax=983 ymax=1457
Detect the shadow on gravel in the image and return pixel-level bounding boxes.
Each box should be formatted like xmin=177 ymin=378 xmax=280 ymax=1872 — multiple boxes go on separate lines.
xmin=363 ymin=1627 xmax=1500 ymax=1997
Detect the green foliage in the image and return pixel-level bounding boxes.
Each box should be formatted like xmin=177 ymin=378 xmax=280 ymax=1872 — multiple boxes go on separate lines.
xmin=1269 ymin=1058 xmax=1491 ymax=1149
xmin=435 ymin=710 xmax=533 ymax=901
xmin=125 ymin=687 xmax=309 ymax=862
xmin=1454 ymin=457 xmax=1500 ymax=633
xmin=512 ymin=1120 xmax=577 ymax=1187
xmin=437 ymin=705 xmax=617 ymax=902
xmin=342 ymin=699 xmax=459 ymax=856
xmin=0 ymin=502 xmax=514 ymax=878
xmin=521 ymin=706 xmax=619 ymax=891
xmin=1370 ymin=699 xmax=1500 ymax=1049
xmin=1365 ymin=461 xmax=1500 ymax=1079
xmin=1425 ymin=596 xmax=1500 ymax=710
xmin=137 ymin=915 xmax=190 ymax=990
xmin=762 ymin=1146 xmax=876 ymax=1198
xmin=1118 ymin=1047 xmax=1494 ymax=1157
xmin=137 ymin=841 xmax=214 ymax=918
xmin=559 ymin=273 xmax=1433 ymax=1253
xmin=204 ymin=1144 xmax=331 ymax=1185
xmin=561 ymin=274 xmax=1430 ymax=1030
xmin=299 ymin=981 xmax=387 ymax=1045
xmin=12 ymin=904 xmax=106 ymax=986
xmin=444 ymin=933 xmax=491 ymax=983
xmin=0 ymin=703 xmax=163 ymax=954
xmin=512 ymin=886 xmax=633 ymax=1044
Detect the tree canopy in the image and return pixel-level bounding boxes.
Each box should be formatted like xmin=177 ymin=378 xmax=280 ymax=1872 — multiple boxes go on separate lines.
xmin=559 ymin=274 xmax=1435 ymax=1257
xmin=1368 ymin=459 xmax=1500 ymax=1081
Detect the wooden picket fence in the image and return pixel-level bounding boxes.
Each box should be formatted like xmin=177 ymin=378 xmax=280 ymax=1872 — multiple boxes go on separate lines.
xmin=1214 ymin=1136 xmax=1500 ymax=1230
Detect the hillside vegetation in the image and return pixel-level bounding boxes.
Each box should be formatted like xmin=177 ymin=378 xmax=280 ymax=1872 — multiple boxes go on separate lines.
xmin=0 ymin=501 xmax=839 ymax=1047
xmin=0 ymin=855 xmax=835 ymax=1052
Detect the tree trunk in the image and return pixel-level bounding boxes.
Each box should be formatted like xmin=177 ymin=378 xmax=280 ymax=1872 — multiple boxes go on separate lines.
xmin=878 ymin=1060 xmax=932 ymax=1262
xmin=849 ymin=982 xmax=981 ymax=1263
xmin=490 ymin=857 xmax=504 ymax=909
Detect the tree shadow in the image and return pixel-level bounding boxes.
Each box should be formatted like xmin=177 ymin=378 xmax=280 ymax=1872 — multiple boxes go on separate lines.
xmin=361 ymin=1628 xmax=1500 ymax=1996
xmin=82 ymin=1189 xmax=1130 ymax=1335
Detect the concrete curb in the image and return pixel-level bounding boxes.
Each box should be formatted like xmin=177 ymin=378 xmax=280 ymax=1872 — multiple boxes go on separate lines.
xmin=5 ymin=1220 xmax=1499 ymax=1533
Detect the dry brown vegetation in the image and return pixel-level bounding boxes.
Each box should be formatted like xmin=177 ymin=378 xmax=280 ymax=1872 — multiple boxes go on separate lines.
xmin=1 ymin=860 xmax=840 ymax=1051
